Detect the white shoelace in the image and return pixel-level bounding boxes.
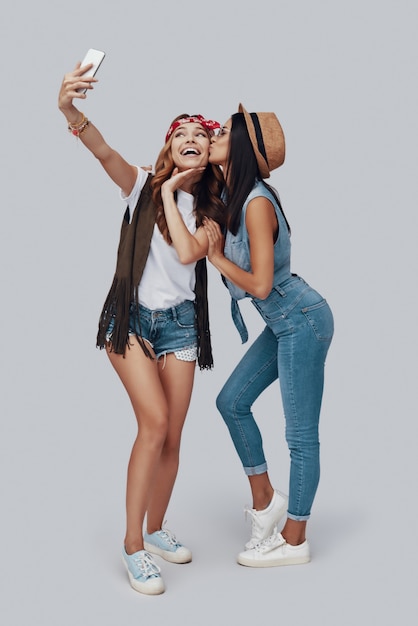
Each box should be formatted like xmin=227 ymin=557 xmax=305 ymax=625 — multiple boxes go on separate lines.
xmin=132 ymin=551 xmax=161 ymax=577
xmin=157 ymin=528 xmax=180 ymax=547
xmin=254 ymin=533 xmax=286 ymax=553
xmin=244 ymin=507 xmax=264 ymax=541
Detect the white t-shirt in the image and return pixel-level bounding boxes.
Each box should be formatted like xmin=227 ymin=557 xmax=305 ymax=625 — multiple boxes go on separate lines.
xmin=121 ymin=167 xmax=197 ymax=310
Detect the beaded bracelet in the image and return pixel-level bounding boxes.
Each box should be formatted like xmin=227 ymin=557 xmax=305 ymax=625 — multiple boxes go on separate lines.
xmin=67 ymin=113 xmax=90 ymax=137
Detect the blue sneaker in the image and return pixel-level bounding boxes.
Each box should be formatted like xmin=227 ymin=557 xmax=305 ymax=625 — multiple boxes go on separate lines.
xmin=122 ymin=548 xmax=165 ymax=595
xmin=144 ymin=527 xmax=192 ymax=564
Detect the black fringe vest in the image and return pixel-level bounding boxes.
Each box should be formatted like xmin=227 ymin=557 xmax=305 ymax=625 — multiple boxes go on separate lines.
xmin=96 ymin=174 xmax=213 ymax=369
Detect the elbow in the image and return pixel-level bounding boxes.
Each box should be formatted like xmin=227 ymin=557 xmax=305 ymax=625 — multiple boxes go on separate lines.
xmin=177 ymin=246 xmax=205 ymax=265
xmin=252 ymin=281 xmax=273 ymax=300
xmin=178 ymin=251 xmax=198 ymax=265
xmin=95 ymin=145 xmax=116 ymax=165
xmin=253 ymin=288 xmax=271 ymax=300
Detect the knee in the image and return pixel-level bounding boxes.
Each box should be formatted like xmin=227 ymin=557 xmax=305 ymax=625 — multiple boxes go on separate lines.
xmin=141 ymin=413 xmax=169 ymax=449
xmin=287 ymin=438 xmax=320 ymax=459
xmin=217 ymin=382 xmax=249 ymax=419
xmin=216 ymin=387 xmax=242 ymax=426
xmin=216 ymin=388 xmax=229 ymax=419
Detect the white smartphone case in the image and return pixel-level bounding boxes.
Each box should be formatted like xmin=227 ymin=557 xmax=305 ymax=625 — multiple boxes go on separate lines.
xmin=77 ymin=48 xmax=105 ymax=93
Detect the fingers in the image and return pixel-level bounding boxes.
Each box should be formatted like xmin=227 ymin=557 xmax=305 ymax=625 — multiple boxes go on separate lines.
xmin=170 ymin=167 xmax=204 ymax=180
xmin=202 ymin=218 xmax=224 ymax=262
xmin=203 ymin=217 xmax=221 ymax=236
xmin=79 ymin=61 xmax=93 ymax=73
xmin=162 ymin=167 xmax=205 ymax=194
xmin=60 ymin=65 xmax=98 ymax=100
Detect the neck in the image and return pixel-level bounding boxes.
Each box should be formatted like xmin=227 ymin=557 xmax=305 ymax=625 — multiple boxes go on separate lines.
xmin=180 ymin=171 xmax=203 ymax=194
xmin=180 ymin=182 xmax=194 ymax=194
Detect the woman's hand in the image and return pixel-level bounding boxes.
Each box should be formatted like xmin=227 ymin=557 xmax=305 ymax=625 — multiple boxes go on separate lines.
xmin=203 ymin=217 xmax=225 ymax=263
xmin=58 ymin=62 xmax=98 ymax=118
xmin=57 ymin=62 xmax=136 ymax=194
xmin=161 ymin=167 xmax=205 ymax=197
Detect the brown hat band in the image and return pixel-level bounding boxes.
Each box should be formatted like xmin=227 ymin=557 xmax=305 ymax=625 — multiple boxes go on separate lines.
xmin=238 ymin=103 xmax=285 ymax=178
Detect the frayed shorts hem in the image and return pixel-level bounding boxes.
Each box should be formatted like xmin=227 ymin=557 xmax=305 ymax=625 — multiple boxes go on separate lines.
xmin=156 ymin=344 xmax=197 ymax=363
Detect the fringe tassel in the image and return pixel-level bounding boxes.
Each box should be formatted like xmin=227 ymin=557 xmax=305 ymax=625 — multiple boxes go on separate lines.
xmin=96 ymin=276 xmax=131 ymax=354
xmin=96 ymin=277 xmax=153 ymax=360
xmin=195 ymin=258 xmax=214 ymax=370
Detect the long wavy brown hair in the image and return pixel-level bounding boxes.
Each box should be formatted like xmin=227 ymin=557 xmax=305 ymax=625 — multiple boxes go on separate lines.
xmin=151 ymin=114 xmax=225 ymax=243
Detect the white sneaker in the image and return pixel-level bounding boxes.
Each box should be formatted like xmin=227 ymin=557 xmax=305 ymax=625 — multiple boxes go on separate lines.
xmin=238 ymin=532 xmax=310 ymax=568
xmin=244 ymin=489 xmax=288 ymax=549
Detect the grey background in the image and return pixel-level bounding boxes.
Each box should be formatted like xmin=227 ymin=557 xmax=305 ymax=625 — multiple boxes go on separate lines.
xmin=1 ymin=0 xmax=416 ymax=623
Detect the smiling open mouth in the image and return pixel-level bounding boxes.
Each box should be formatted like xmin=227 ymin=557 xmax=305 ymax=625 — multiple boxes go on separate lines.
xmin=181 ymin=148 xmax=200 ymax=156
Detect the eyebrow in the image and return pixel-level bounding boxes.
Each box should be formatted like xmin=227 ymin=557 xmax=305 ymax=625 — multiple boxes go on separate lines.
xmin=175 ymin=123 xmax=205 ymax=132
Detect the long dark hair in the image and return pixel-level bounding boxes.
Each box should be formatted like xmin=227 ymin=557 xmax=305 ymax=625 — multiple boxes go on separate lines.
xmin=224 ymin=113 xmax=290 ymax=236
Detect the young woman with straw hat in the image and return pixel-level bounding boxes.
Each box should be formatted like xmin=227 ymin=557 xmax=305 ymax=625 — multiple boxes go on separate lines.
xmin=203 ymin=104 xmax=334 ymax=567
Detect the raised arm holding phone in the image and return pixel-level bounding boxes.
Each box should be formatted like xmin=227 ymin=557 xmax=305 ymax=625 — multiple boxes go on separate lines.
xmin=58 ymin=54 xmax=224 ymax=595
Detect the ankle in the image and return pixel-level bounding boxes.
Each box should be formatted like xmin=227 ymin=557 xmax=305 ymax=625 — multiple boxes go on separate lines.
xmin=281 ymin=532 xmax=306 ymax=546
xmin=280 ymin=520 xmax=307 ymax=546
xmin=124 ymin=538 xmax=144 ymax=555
xmin=248 ymin=473 xmax=274 ymax=510
xmin=253 ymin=487 xmax=275 ymax=511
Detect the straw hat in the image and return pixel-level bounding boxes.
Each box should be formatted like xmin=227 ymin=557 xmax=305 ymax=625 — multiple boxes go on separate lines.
xmin=238 ymin=103 xmax=285 ymax=178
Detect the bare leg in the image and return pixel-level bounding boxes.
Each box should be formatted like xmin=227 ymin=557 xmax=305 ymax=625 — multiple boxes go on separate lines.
xmin=248 ymin=472 xmax=274 ymax=510
xmin=280 ymin=519 xmax=307 ymax=545
xmin=146 ymin=354 xmax=195 ymax=533
xmin=107 ymin=339 xmax=169 ymax=555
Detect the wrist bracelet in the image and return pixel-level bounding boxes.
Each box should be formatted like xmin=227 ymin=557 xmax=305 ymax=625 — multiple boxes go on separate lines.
xmin=67 ymin=113 xmax=90 ymax=137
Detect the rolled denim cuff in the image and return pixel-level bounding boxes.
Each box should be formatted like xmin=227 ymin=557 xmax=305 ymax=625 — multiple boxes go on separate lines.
xmin=243 ymin=462 xmax=268 ymax=476
xmin=287 ymin=512 xmax=310 ymax=522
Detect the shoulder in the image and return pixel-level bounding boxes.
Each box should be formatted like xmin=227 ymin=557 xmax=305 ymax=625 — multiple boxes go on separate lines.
xmin=246 ymin=196 xmax=276 ymax=233
xmin=121 ymin=167 xmax=151 ymax=204
xmin=242 ymin=180 xmax=272 ymax=209
xmin=246 ymin=185 xmax=277 ymax=235
xmin=244 ymin=181 xmax=275 ymax=213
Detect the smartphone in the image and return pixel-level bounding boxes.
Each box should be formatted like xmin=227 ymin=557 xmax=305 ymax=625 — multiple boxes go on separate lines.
xmin=77 ymin=48 xmax=106 ymax=93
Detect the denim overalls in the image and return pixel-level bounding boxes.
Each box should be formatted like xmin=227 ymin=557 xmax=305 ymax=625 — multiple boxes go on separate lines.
xmin=217 ymin=180 xmax=334 ymax=520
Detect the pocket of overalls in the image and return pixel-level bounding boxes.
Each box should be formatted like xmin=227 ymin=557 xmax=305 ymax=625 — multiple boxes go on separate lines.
xmin=301 ymin=299 xmax=334 ymax=341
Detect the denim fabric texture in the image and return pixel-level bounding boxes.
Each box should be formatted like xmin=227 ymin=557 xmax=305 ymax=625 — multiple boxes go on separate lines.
xmin=106 ymin=299 xmax=197 ymax=360
xmin=223 ymin=180 xmax=291 ymax=302
xmin=216 ymin=276 xmax=333 ymax=520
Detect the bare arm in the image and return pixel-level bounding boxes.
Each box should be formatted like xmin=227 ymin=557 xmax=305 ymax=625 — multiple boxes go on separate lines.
xmin=161 ymin=168 xmax=210 ymax=264
xmin=204 ymin=196 xmax=277 ymax=299
xmin=58 ymin=63 xmax=137 ymax=196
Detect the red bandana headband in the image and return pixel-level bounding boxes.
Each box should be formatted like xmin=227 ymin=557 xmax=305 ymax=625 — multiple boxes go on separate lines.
xmin=165 ymin=115 xmax=220 ymax=143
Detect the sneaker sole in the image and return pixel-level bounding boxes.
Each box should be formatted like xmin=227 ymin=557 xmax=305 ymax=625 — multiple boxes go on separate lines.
xmin=144 ymin=541 xmax=192 ymax=564
xmin=122 ymin=556 xmax=165 ymax=595
xmin=237 ymin=553 xmax=311 ymax=568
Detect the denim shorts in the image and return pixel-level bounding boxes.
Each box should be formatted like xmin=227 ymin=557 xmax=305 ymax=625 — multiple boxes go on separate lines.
xmin=106 ymin=299 xmax=198 ymax=361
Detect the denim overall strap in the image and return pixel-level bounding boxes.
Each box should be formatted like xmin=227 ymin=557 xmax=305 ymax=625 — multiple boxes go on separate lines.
xmin=231 ymin=298 xmax=249 ymax=343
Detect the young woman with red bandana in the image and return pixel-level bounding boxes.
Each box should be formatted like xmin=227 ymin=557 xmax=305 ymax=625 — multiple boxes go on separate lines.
xmin=58 ymin=61 xmax=223 ymax=595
